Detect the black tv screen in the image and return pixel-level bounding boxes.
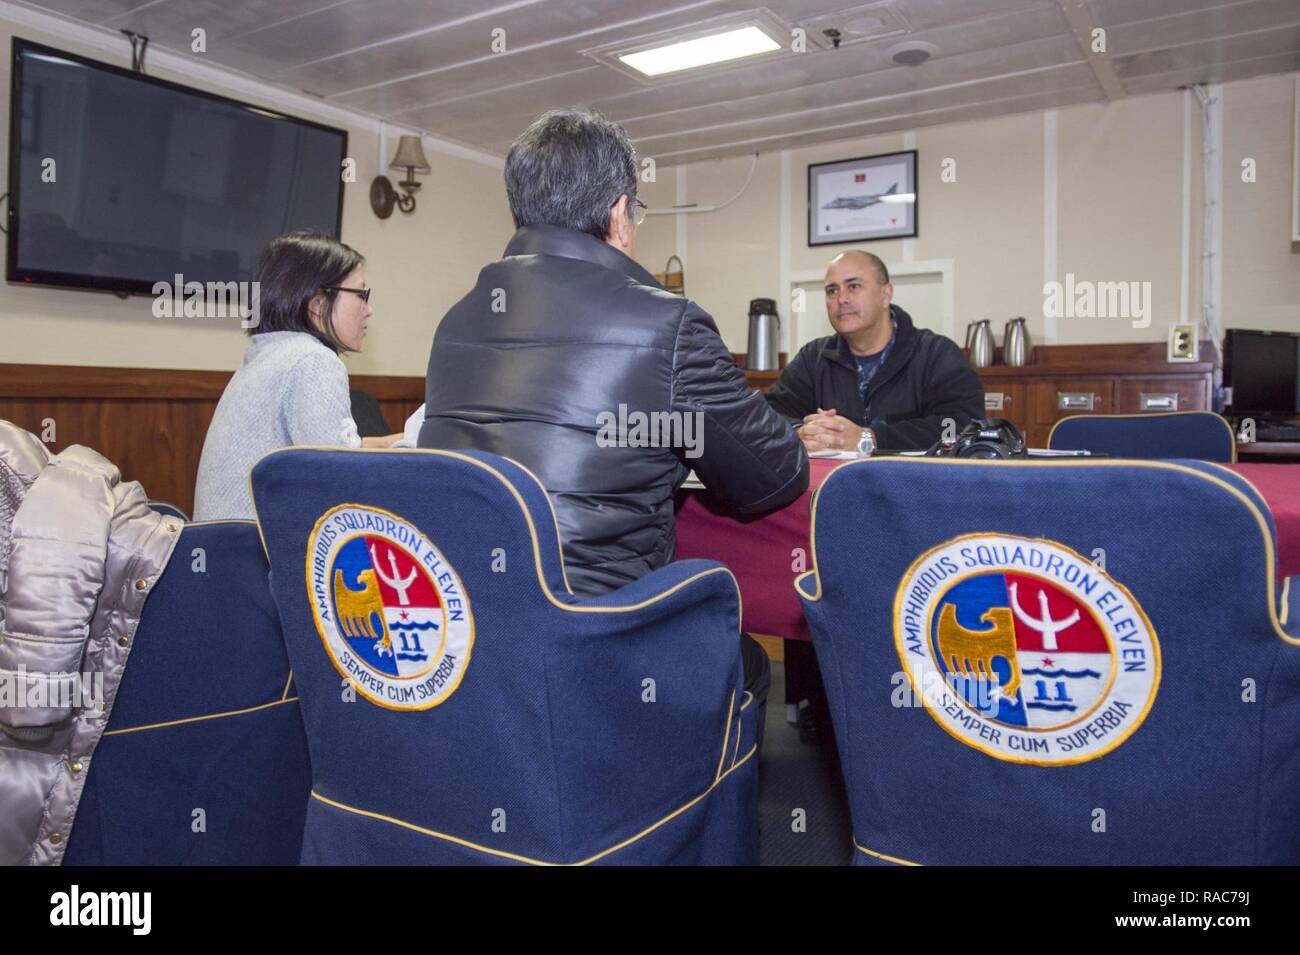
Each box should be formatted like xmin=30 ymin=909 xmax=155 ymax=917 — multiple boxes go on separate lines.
xmin=6 ymin=38 xmax=346 ymax=294
xmin=1224 ymin=328 xmax=1300 ymax=418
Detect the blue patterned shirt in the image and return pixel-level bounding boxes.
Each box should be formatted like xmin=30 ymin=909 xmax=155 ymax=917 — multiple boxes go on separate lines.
xmin=853 ymin=320 xmax=896 ymax=398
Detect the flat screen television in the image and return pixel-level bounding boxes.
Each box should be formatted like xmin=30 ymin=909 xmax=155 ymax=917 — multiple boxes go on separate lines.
xmin=6 ymin=38 xmax=347 ymax=294
xmin=1223 ymin=328 xmax=1300 ymax=420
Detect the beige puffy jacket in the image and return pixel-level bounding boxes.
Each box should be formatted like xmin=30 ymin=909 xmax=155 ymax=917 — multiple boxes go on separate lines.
xmin=0 ymin=420 xmax=180 ymax=864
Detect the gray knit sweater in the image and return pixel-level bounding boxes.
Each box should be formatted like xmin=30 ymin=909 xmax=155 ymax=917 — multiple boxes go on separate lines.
xmin=194 ymin=331 xmax=361 ymax=521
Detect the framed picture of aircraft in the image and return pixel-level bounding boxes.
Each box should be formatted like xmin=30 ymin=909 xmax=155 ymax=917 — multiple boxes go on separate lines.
xmin=808 ymin=150 xmax=917 ymax=246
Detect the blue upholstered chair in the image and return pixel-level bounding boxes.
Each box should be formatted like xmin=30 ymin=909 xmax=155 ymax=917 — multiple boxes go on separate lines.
xmin=250 ymin=448 xmax=758 ymax=865
xmin=796 ymin=457 xmax=1300 ymax=865
xmin=1048 ymin=412 xmax=1237 ymax=461
xmin=64 ymin=521 xmax=310 ymax=865
xmin=147 ymin=500 xmax=190 ymax=522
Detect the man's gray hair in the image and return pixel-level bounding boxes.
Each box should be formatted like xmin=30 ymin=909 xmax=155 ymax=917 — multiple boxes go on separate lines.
xmin=504 ymin=108 xmax=639 ymax=239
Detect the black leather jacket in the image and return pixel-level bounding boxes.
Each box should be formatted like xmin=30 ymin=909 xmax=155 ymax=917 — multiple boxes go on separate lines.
xmin=418 ymin=226 xmax=808 ymax=597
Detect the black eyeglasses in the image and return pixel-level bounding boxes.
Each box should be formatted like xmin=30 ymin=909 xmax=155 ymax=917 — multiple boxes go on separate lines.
xmin=322 ymin=286 xmax=371 ymax=303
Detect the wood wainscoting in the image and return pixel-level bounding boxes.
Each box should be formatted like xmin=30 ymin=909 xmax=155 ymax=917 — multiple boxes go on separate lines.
xmin=0 ymin=363 xmax=425 ymax=518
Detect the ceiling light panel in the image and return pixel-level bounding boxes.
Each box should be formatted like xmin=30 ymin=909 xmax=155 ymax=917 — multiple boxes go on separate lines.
xmin=618 ymin=26 xmax=781 ymax=77
xmin=584 ymin=10 xmax=794 ymax=85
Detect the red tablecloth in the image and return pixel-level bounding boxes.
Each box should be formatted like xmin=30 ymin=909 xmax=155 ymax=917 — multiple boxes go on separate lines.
xmin=676 ymin=460 xmax=1300 ymax=642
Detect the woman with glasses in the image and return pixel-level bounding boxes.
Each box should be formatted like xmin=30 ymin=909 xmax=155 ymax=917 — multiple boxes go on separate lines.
xmin=193 ymin=231 xmax=401 ymax=521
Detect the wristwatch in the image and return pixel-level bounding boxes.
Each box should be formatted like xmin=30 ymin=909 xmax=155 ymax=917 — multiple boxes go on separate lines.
xmin=856 ymin=427 xmax=877 ymax=458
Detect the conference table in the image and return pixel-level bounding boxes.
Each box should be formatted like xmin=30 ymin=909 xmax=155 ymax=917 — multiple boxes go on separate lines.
xmin=675 ymin=458 xmax=1300 ymax=643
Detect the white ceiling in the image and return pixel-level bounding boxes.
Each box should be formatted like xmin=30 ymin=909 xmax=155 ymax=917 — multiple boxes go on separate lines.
xmin=15 ymin=0 xmax=1300 ymax=163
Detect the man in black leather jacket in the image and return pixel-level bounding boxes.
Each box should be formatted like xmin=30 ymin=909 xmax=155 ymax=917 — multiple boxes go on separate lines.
xmin=418 ymin=110 xmax=807 ymax=703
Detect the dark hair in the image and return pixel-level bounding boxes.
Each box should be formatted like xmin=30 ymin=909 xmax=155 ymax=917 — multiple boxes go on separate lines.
xmin=504 ymin=108 xmax=638 ymax=239
xmin=251 ymin=232 xmax=364 ymax=352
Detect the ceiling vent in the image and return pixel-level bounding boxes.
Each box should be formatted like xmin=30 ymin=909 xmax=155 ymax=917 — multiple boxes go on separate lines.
xmin=888 ymin=40 xmax=939 ymax=66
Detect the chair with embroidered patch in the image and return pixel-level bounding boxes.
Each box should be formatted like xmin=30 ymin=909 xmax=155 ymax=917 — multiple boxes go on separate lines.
xmin=63 ymin=521 xmax=310 ymax=865
xmin=797 ymin=456 xmax=1300 ymax=865
xmin=251 ymin=447 xmax=758 ymax=865
xmin=1048 ymin=412 xmax=1236 ymax=461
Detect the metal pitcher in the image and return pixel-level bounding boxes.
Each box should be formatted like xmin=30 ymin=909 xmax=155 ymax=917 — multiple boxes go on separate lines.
xmin=746 ymin=298 xmax=780 ymax=371
xmin=1003 ymin=316 xmax=1032 ymax=367
xmin=966 ymin=319 xmax=994 ymax=368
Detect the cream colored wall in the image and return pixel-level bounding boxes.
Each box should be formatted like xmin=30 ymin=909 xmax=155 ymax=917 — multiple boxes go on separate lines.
xmin=641 ymin=73 xmax=1297 ymax=354
xmin=1223 ymin=74 xmax=1300 ymax=333
xmin=911 ymin=113 xmax=1044 ymax=338
xmin=0 ymin=17 xmax=513 ymax=376
xmin=1056 ymin=95 xmax=1187 ymax=345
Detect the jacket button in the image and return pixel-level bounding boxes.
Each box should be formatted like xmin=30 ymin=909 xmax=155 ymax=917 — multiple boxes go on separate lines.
xmin=117 ymin=636 xmax=128 ymax=648
xmin=70 ymin=761 xmax=83 ymax=774
xmin=49 ymin=833 xmax=61 ymax=845
xmin=134 ymin=579 xmax=148 ymax=591
xmin=165 ymin=522 xmax=179 ymax=533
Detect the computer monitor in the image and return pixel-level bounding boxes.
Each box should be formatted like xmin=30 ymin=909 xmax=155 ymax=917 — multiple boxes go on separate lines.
xmin=1224 ymin=329 xmax=1300 ymax=420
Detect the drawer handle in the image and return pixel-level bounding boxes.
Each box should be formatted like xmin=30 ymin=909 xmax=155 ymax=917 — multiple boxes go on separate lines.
xmin=1058 ymin=392 xmax=1097 ymax=411
xmin=1140 ymin=393 xmax=1178 ymax=411
xmin=985 ymin=392 xmax=1006 ymax=411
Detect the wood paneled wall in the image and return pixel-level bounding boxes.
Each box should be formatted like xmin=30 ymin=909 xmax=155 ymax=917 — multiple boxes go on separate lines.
xmin=0 ymin=363 xmax=425 ymax=518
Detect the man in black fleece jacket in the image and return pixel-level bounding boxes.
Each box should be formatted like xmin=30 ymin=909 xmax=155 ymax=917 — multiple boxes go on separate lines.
xmin=764 ymin=250 xmax=983 ymax=452
xmin=764 ymin=250 xmax=983 ymax=745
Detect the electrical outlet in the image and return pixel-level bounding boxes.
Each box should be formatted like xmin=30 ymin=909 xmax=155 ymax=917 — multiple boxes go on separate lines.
xmin=1167 ymin=324 xmax=1198 ymax=362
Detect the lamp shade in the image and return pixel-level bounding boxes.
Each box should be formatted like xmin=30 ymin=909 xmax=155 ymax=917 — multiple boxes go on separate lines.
xmin=389 ymin=135 xmax=431 ymax=173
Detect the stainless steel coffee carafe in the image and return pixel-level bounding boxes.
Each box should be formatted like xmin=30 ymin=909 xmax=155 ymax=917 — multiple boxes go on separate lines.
xmin=1003 ymin=316 xmax=1032 ymax=366
xmin=966 ymin=319 xmax=994 ymax=368
xmin=746 ymin=298 xmax=781 ymax=371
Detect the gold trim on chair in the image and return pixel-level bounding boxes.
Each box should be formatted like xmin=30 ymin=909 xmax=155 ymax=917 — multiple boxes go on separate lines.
xmin=1046 ymin=411 xmax=1238 ymax=463
xmin=104 ymin=696 xmax=300 ymax=736
xmin=795 ymin=457 xmax=1296 ymax=647
xmin=854 ymin=840 xmax=921 ymax=866
xmin=309 ymin=742 xmax=759 ymax=866
xmin=248 ymin=447 xmax=744 ymax=626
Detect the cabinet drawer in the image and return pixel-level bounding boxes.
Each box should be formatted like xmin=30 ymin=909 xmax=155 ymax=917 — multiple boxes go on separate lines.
xmin=1033 ymin=379 xmax=1115 ymax=425
xmin=981 ymin=382 xmax=1026 ymax=425
xmin=1116 ymin=378 xmax=1208 ymax=414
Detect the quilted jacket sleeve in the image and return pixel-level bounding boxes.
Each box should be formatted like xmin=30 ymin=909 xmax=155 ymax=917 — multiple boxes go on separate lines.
xmin=671 ymin=302 xmax=809 ymax=514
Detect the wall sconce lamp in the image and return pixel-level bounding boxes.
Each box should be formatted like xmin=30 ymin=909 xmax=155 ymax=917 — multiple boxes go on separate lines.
xmin=370 ymin=135 xmax=430 ymax=219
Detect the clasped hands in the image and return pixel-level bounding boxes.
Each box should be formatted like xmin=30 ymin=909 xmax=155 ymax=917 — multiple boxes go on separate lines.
xmin=798 ymin=408 xmax=863 ymax=453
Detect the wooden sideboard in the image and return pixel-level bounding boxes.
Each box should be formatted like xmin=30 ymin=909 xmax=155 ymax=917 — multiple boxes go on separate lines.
xmin=733 ymin=352 xmax=785 ymax=393
xmin=972 ymin=342 xmax=1219 ymax=448
xmin=0 ymin=363 xmax=424 ymax=518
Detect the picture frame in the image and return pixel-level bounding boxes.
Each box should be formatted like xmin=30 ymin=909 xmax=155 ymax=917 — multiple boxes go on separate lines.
xmin=808 ymin=149 xmax=917 ymax=246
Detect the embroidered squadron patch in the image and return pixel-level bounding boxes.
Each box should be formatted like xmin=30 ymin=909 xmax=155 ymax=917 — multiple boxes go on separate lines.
xmin=307 ymin=504 xmax=473 ymax=710
xmin=894 ymin=534 xmax=1159 ymax=765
